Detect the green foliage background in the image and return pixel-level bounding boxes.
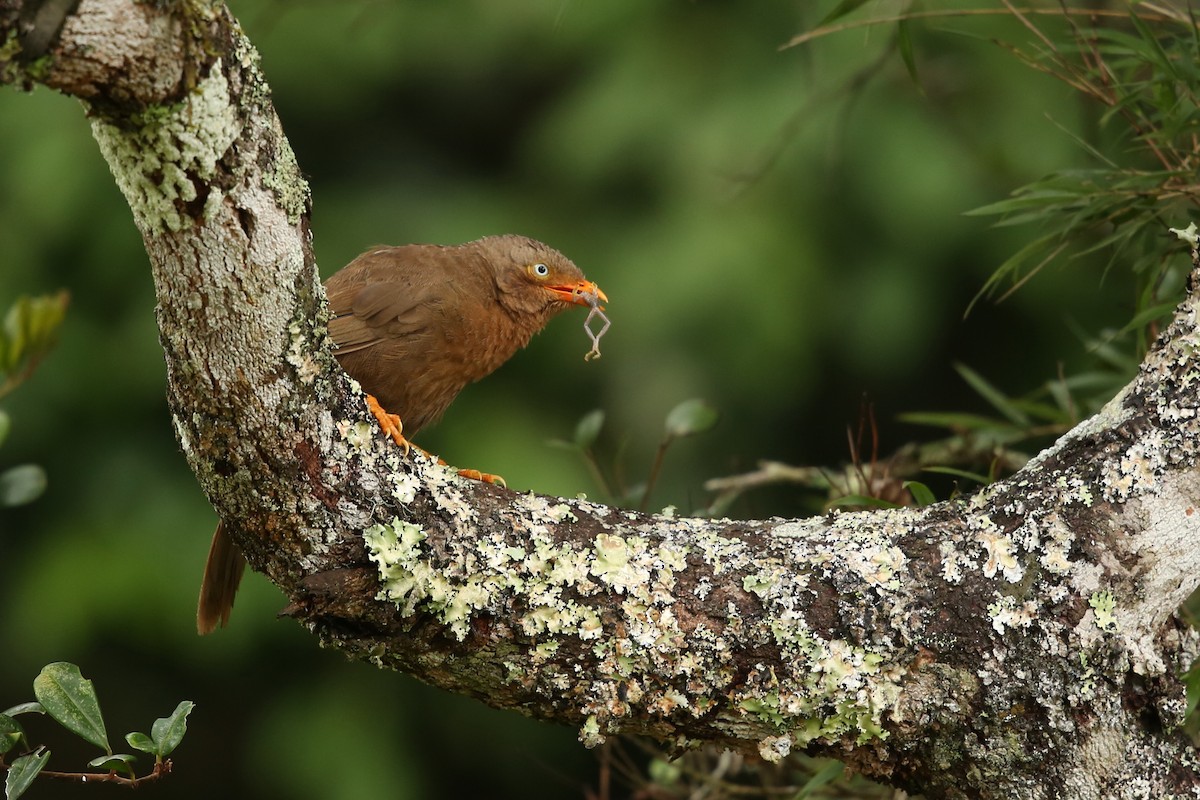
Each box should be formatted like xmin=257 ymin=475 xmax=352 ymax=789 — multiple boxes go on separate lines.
xmin=0 ymin=2 xmax=1151 ymax=797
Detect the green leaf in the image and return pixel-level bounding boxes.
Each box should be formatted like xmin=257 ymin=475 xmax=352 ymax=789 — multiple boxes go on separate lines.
xmin=897 ymin=17 xmax=921 ymax=90
xmin=817 ymin=0 xmax=872 ymax=27
xmin=923 ymin=465 xmax=991 ymax=485
xmin=1185 ymin=662 xmax=1200 ymax=718
xmin=647 ymin=756 xmax=681 ymax=786
xmin=0 ymin=714 xmax=25 ymax=755
xmin=149 ymin=700 xmax=194 ymax=757
xmin=1 ymin=703 xmax=44 ymax=717
xmin=963 ymin=231 xmax=1064 ymax=315
xmin=898 ymin=411 xmax=1014 ymax=431
xmin=0 ymin=409 xmax=9 ymax=448
xmin=954 ymin=363 xmax=1029 ymax=426
xmin=903 ymin=481 xmax=936 ymax=507
xmin=573 ymin=409 xmax=605 ymax=450
xmin=1120 ymin=300 xmax=1177 ymax=335
xmin=86 ymin=753 xmax=137 ymax=778
xmin=0 ymin=465 xmax=47 ymax=507
xmin=664 ymin=399 xmax=718 ymax=440
xmin=827 ymin=494 xmax=901 ymax=510
xmin=33 ymin=662 xmax=110 ymax=753
xmin=0 ymin=291 xmax=69 ymax=393
xmin=5 ymin=749 xmax=49 ymax=800
xmin=796 ymin=759 xmax=845 ymax=798
xmin=125 ymin=732 xmax=156 ymax=754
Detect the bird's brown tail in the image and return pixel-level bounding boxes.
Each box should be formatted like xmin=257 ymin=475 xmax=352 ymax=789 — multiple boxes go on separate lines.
xmin=196 ymin=522 xmax=246 ymax=635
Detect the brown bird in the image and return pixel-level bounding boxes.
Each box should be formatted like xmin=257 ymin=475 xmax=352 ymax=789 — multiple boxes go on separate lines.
xmin=196 ymin=235 xmax=607 ymax=634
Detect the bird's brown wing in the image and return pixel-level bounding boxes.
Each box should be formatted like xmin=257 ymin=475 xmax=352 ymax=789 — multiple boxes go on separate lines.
xmin=324 ymin=244 xmax=484 ymax=355
xmin=328 ymin=257 xmax=453 ymax=355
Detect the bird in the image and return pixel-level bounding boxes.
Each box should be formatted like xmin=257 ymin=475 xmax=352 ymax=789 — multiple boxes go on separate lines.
xmin=196 ymin=234 xmax=607 ymax=634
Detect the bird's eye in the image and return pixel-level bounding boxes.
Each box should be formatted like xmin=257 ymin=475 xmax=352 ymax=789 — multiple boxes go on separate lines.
xmin=531 ymin=263 xmax=550 ymax=277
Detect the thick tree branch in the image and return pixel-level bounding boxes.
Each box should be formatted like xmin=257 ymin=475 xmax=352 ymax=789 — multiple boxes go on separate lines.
xmin=4 ymin=2 xmax=1199 ymax=797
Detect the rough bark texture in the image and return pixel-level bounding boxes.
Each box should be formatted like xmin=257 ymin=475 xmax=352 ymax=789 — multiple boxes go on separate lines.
xmin=3 ymin=2 xmax=1200 ymax=797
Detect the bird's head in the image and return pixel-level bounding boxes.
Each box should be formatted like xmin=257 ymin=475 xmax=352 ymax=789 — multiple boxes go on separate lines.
xmin=484 ymin=235 xmax=607 ymax=319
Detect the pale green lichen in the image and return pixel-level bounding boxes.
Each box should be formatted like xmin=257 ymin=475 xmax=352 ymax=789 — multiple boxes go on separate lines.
xmin=364 ymin=495 xmax=908 ymax=751
xmin=91 ymin=61 xmax=240 ymax=234
xmin=337 ymin=419 xmax=375 ymax=450
xmin=0 ymin=30 xmax=24 ymax=85
xmin=545 ymin=502 xmax=578 ymax=523
xmin=987 ymin=594 xmax=1036 ymax=634
xmin=222 ymin=27 xmax=310 ymax=223
xmin=388 ymin=467 xmax=420 ymax=504
xmin=1103 ymin=430 xmax=1167 ymax=503
xmin=260 ymin=129 xmax=309 ymax=224
xmin=285 ymin=320 xmax=321 ymax=383
xmin=742 ymin=572 xmax=773 ymax=597
xmin=580 ymin=714 xmax=604 ymax=747
xmin=940 ymin=540 xmax=968 ymax=583
xmin=590 ymin=533 xmax=651 ymax=592
xmin=979 ymin=529 xmax=1023 ymax=583
xmin=1078 ymin=653 xmax=1097 ymax=700
xmin=1170 ymin=222 xmax=1198 ymax=246
xmin=1090 ymin=590 xmax=1119 ymax=632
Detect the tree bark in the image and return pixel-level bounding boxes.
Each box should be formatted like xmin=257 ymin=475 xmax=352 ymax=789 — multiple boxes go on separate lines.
xmin=3 ymin=2 xmax=1199 ymax=797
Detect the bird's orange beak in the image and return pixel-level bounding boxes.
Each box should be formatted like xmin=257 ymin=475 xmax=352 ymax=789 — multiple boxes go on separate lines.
xmin=547 ymin=280 xmax=607 ymax=309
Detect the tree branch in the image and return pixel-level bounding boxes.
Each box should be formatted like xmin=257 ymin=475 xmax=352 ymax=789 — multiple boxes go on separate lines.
xmin=3 ymin=2 xmax=1199 ymax=797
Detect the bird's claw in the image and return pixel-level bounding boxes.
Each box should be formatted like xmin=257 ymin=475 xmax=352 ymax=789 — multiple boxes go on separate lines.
xmin=365 ymin=394 xmax=410 ymax=454
xmin=457 ymin=468 xmax=507 ymax=488
xmin=365 ymin=395 xmax=505 ymax=487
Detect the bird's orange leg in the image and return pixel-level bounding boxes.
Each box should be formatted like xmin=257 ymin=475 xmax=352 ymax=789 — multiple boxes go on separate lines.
xmin=456 ymin=468 xmax=507 ymax=488
xmin=365 ymin=394 xmax=411 ymax=454
xmin=363 ymin=395 xmax=506 ymax=488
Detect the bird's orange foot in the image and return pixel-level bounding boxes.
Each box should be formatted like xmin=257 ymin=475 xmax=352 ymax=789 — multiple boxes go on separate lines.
xmin=365 ymin=394 xmax=410 ymax=455
xmin=457 ymin=468 xmax=507 ymax=488
xmin=363 ymin=396 xmax=503 ymax=485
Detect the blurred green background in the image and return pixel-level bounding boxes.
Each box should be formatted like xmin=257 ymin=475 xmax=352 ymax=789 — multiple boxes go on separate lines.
xmin=0 ymin=2 xmax=1144 ymax=797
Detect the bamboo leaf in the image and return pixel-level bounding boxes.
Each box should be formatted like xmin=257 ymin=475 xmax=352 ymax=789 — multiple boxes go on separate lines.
xmin=954 ymin=364 xmax=1029 ymax=426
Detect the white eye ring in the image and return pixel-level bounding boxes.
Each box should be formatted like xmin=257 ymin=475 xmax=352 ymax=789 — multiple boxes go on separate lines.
xmin=532 ymin=263 xmax=550 ymax=277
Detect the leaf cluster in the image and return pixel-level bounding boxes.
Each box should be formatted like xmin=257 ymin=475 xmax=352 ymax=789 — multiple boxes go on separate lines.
xmin=0 ymin=292 xmax=67 ymax=509
xmin=549 ymin=398 xmax=719 ymax=513
xmin=1 ymin=663 xmax=193 ymax=799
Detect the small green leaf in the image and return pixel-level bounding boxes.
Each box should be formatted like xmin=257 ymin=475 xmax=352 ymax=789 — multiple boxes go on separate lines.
xmin=0 ymin=409 xmax=9 ymax=448
xmin=1184 ymin=662 xmax=1200 ymax=717
xmin=954 ymin=363 xmax=1029 ymax=426
xmin=924 ymin=465 xmax=991 ymax=485
xmin=827 ymin=494 xmax=901 ymax=510
xmin=149 ymin=700 xmax=194 ymax=757
xmin=2 ymin=703 xmax=44 ymax=717
xmin=647 ymin=756 xmax=681 ymax=786
xmin=87 ymin=753 xmax=137 ymax=778
xmin=0 ymin=465 xmax=47 ymax=507
xmin=0 ymin=291 xmax=69 ymax=392
xmin=5 ymin=749 xmax=49 ymax=800
xmin=897 ymin=17 xmax=921 ymax=90
xmin=664 ymin=399 xmax=718 ymax=440
xmin=898 ymin=411 xmax=1013 ymax=431
xmin=0 ymin=714 xmax=25 ymax=755
xmin=817 ymin=0 xmax=872 ymax=26
xmin=33 ymin=662 xmax=110 ymax=753
xmin=125 ymin=732 xmax=156 ymax=754
xmin=904 ymin=481 xmax=937 ymax=507
xmin=573 ymin=410 xmax=605 ymax=450
xmin=796 ymin=759 xmax=845 ymax=798
xmin=1120 ymin=300 xmax=1177 ymax=335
